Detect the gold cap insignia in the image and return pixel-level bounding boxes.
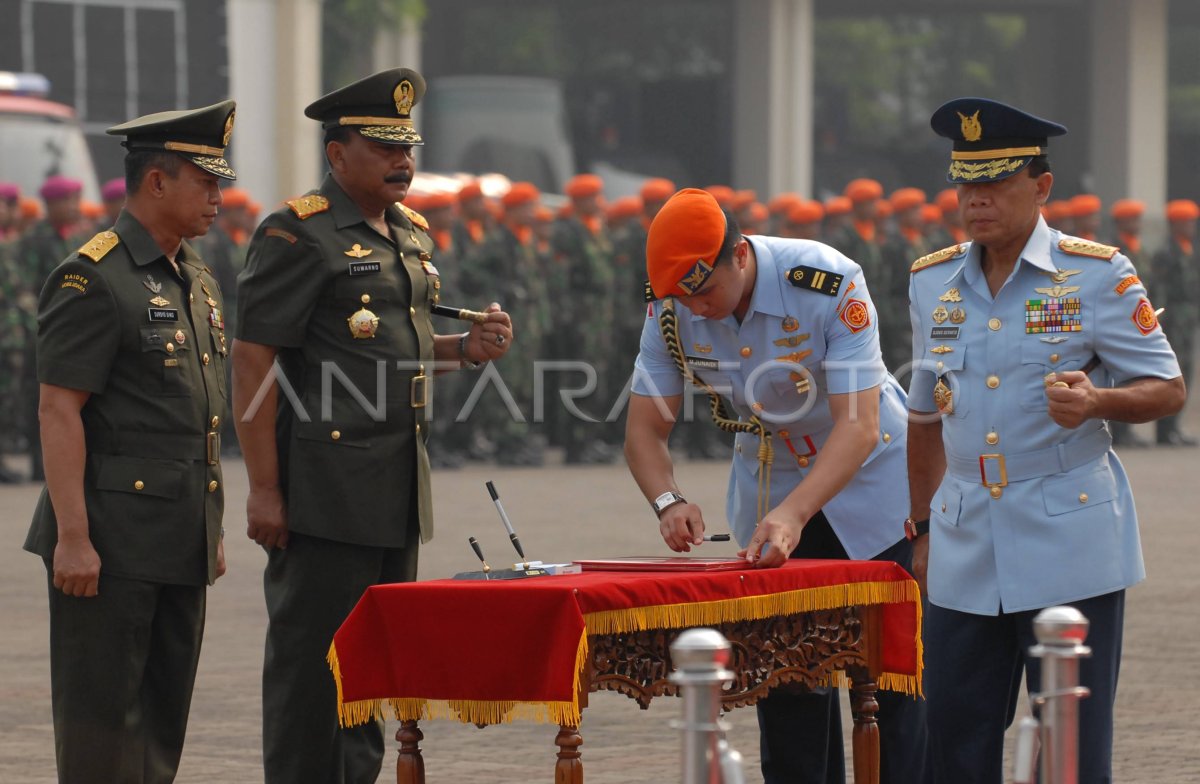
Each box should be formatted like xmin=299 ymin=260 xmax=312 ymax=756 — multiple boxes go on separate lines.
xmin=395 ymin=80 xmax=415 ymax=117
xmin=223 ymin=110 xmax=235 ymax=147
xmin=957 ymin=110 xmax=982 ymax=142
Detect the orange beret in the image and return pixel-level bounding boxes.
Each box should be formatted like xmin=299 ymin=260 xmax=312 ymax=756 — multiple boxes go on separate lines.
xmin=1109 ymin=199 xmax=1144 ymax=220
xmin=557 ymin=202 xmax=574 ymax=219
xmin=535 ymin=206 xmax=555 ymax=223
xmin=80 ymin=200 xmax=104 ymax=219
xmin=824 ymin=196 xmax=852 ymax=216
xmin=1166 ymin=199 xmax=1200 ymax=222
xmin=565 ymin=174 xmax=603 ymax=199
xmin=890 ymin=187 xmax=927 ymax=212
xmin=935 ymin=188 xmax=958 ymax=213
xmin=248 ymin=201 xmax=262 ymax=219
xmin=19 ymin=196 xmax=42 ymax=219
xmin=703 ymin=185 xmax=734 ymax=208
xmin=457 ymin=181 xmax=484 ymax=202
xmin=403 ymin=194 xmax=427 ymax=213
xmin=647 ymin=188 xmax=726 ymax=299
xmin=768 ymin=193 xmax=803 ymax=215
xmin=501 ymin=182 xmax=540 ymax=208
xmin=731 ymin=189 xmax=758 ymax=211
xmin=875 ymin=201 xmax=893 ymax=218
xmin=1044 ymin=200 xmax=1070 ymax=221
xmin=787 ymin=200 xmax=825 ymax=225
xmin=221 ymin=187 xmax=251 ymax=209
xmin=606 ymin=195 xmax=642 ymax=220
xmin=1069 ymin=194 xmax=1102 ymax=217
xmin=921 ymin=204 xmax=943 ymax=224
xmin=746 ymin=202 xmax=768 ymax=223
xmin=640 ymin=178 xmax=676 ymax=203
xmin=844 ymin=178 xmax=883 ymax=204
xmin=424 ymin=192 xmax=456 ymax=211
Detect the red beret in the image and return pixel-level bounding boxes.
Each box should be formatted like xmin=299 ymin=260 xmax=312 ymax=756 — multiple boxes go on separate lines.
xmin=934 ymin=188 xmax=958 ymax=214
xmin=424 ymin=192 xmax=456 ymax=211
xmin=502 ymin=182 xmax=540 ymax=208
xmin=565 ymin=174 xmax=603 ymax=198
xmin=1069 ymin=194 xmax=1102 ymax=217
xmin=647 ymin=188 xmax=726 ymax=299
xmin=100 ymin=178 xmax=126 ymax=202
xmin=606 ymin=195 xmax=642 ymax=220
xmin=1166 ymin=199 xmax=1200 ymax=222
xmin=39 ymin=175 xmax=82 ymax=202
xmin=1109 ymin=199 xmax=1144 ymax=220
xmin=824 ymin=196 xmax=852 ymax=216
xmin=787 ymin=200 xmax=825 ymax=225
xmin=703 ymin=185 xmax=734 ymax=208
xmin=731 ymin=189 xmax=757 ymax=211
xmin=640 ymin=178 xmax=676 ymax=203
xmin=457 ymin=181 xmax=484 ymax=202
xmin=844 ymin=178 xmax=883 ymax=204
xmin=890 ymin=187 xmax=927 ymax=212
xmin=0 ymin=182 xmax=20 ymax=201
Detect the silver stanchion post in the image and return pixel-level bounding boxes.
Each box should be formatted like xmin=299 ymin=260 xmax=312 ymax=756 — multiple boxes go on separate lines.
xmin=1013 ymin=606 xmax=1092 ymax=784
xmin=670 ymin=628 xmax=744 ymax=784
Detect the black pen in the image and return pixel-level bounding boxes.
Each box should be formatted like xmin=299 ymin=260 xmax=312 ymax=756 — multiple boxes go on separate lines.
xmin=703 ymin=534 xmax=731 ymax=542
xmin=486 ymin=481 xmax=527 ymax=561
xmin=468 ymin=536 xmax=491 ymax=577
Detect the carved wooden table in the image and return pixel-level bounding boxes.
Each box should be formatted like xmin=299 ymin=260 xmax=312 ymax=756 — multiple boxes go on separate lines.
xmin=329 ymin=562 xmax=919 ymax=784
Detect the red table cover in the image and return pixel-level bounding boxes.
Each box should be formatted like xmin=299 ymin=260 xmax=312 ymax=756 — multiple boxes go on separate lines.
xmin=328 ymin=559 xmax=922 ymax=728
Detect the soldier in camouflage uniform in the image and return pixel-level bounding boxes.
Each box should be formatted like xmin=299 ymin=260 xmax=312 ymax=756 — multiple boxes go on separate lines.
xmin=0 ymin=233 xmax=25 ymax=482
xmin=15 ymin=176 xmax=87 ymax=481
xmin=1151 ymin=199 xmax=1200 ymax=446
xmin=550 ymin=173 xmax=618 ymax=463
xmin=1106 ymin=199 xmax=1153 ymax=447
xmin=829 ymin=178 xmax=889 ymax=303
xmin=880 ymin=188 xmax=929 ymax=373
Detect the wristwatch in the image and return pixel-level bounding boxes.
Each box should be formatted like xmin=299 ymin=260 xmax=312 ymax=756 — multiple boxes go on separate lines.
xmin=651 ymin=491 xmax=686 ymax=517
xmin=904 ymin=517 xmax=930 ymax=541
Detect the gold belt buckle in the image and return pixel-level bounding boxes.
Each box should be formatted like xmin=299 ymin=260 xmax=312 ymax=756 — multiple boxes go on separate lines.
xmin=978 ymin=453 xmax=1007 ymax=488
xmin=410 ymin=373 xmax=428 ymax=409
xmin=207 ymin=431 xmax=221 ymax=465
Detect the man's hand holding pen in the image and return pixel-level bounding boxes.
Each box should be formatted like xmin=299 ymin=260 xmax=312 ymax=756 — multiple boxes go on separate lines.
xmin=462 ymin=302 xmax=513 ymax=363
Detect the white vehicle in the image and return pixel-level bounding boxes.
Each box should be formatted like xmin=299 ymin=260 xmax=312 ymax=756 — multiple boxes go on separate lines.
xmin=0 ymin=72 xmax=100 ymax=200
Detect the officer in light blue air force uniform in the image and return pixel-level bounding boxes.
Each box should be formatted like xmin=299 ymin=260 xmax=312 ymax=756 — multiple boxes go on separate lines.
xmin=626 ymin=189 xmax=927 ymax=784
xmin=908 ymin=98 xmax=1186 ymax=783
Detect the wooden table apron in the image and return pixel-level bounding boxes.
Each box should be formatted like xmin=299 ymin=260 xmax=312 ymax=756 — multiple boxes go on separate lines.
xmin=327 ymin=560 xmax=923 ymax=784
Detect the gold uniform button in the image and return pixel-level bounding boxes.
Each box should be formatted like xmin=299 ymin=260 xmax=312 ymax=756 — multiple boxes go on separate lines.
xmin=211 ymin=416 xmax=220 ymax=428
xmin=797 ymin=456 xmax=810 ymax=468
xmin=202 ymin=353 xmax=211 ymax=365
xmin=990 ymin=486 xmax=1003 ymax=499
xmin=882 ymin=433 xmax=891 ymax=443
xmin=409 ymin=306 xmax=416 ymax=316
xmin=331 ymin=430 xmax=341 ymax=441
xmin=986 ymin=432 xmax=999 ymax=445
xmin=165 ymin=342 xmax=175 ymax=353
xmin=189 ymin=293 xmax=194 ymax=303
xmin=415 ymin=423 xmax=421 ymax=434
xmin=134 ymin=480 xmax=145 ymax=491
xmin=1050 ymin=353 xmax=1060 ymax=364
xmin=986 ymin=375 xmax=1000 ymax=389
xmin=751 ymin=402 xmax=764 ymax=412
xmin=208 ymin=480 xmax=219 ymax=493
xmin=740 ymin=346 xmax=752 ymax=358
xmin=941 ymin=503 xmax=947 ymax=513
xmin=988 ymin=318 xmax=1002 ymax=331
xmin=1079 ymin=493 xmax=1089 ymax=504
xmin=936 ymin=361 xmax=944 ymax=371
xmin=361 ymin=294 xmax=371 ymax=304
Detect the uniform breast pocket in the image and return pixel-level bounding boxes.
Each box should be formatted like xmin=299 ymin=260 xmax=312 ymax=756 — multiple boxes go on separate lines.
xmin=1042 ymin=464 xmax=1116 ymax=518
xmin=140 ymin=327 xmax=192 ymax=396
xmin=931 ymin=483 xmax=963 ymax=527
xmin=925 ymin=345 xmax=968 ymax=418
xmin=1019 ymin=340 xmax=1087 ymax=412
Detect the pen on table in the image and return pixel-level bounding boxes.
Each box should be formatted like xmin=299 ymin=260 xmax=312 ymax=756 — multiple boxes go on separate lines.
xmin=432 ymin=303 xmax=490 ymax=325
xmin=468 ymin=536 xmax=491 ymax=577
xmin=486 ymin=481 xmax=527 ymax=561
xmin=703 ymin=534 xmax=731 ymax=542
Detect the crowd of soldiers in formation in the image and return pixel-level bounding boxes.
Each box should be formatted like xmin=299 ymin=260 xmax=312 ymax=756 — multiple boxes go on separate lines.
xmin=2 ymin=171 xmax=1196 ymax=480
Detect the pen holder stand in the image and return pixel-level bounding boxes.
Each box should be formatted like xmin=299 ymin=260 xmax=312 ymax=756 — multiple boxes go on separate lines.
xmin=452 ymin=566 xmax=551 ymax=581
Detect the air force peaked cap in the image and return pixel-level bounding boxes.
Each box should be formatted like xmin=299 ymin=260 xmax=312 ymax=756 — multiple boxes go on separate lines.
xmin=931 ymin=97 xmax=1066 ymax=184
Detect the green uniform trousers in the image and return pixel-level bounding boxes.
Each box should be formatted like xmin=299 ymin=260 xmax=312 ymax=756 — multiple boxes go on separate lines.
xmin=46 ymin=567 xmax=205 ymax=784
xmin=262 ymin=531 xmax=419 ymax=784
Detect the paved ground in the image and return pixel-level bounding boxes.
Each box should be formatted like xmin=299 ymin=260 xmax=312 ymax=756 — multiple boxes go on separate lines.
xmin=2 ymin=413 xmax=1198 ymax=783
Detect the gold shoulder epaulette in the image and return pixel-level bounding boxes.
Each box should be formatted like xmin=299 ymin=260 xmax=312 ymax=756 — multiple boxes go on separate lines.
xmin=1058 ymin=238 xmax=1118 ymax=261
xmin=399 ymin=203 xmax=429 ymax=231
xmin=286 ymin=194 xmax=330 ymax=220
xmin=911 ymin=244 xmax=966 ymax=274
xmin=78 ymin=231 xmax=119 ymax=263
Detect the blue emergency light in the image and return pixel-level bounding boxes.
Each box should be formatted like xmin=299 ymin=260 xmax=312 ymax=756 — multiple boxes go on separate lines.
xmin=0 ymin=72 xmax=52 ymax=97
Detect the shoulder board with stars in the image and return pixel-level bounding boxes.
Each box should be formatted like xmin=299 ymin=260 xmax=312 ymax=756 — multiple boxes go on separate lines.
xmin=911 ymin=244 xmax=966 ymax=274
xmin=399 ymin=203 xmax=429 ymax=232
xmin=1058 ymin=238 xmax=1118 ymax=261
xmin=286 ymin=194 xmax=330 ymax=220
xmin=786 ymin=265 xmax=843 ymax=296
xmin=77 ymin=231 xmax=119 ymax=263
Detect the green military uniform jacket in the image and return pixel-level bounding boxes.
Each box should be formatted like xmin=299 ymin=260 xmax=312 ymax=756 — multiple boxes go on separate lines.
xmin=236 ymin=175 xmax=437 ymax=547
xmin=25 ymin=211 xmax=227 ymax=586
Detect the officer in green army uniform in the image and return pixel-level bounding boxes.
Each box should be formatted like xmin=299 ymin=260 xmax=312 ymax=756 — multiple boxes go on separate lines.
xmin=24 ymin=100 xmax=236 ymax=783
xmin=231 ymin=68 xmax=513 ymax=784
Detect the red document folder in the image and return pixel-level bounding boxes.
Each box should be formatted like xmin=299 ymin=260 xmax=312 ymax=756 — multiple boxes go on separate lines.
xmin=572 ymin=556 xmax=751 ymax=572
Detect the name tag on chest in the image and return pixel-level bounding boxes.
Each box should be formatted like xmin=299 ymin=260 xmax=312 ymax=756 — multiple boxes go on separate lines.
xmin=148 ymin=308 xmax=179 ymax=322
xmin=685 ymin=355 xmax=722 ymax=371
xmin=349 ymin=261 xmax=382 ymax=276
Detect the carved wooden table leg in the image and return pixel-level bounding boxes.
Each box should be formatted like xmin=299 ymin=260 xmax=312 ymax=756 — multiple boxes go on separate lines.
xmin=849 ymin=675 xmax=880 ymax=784
xmin=554 ymin=724 xmax=583 ymax=784
xmin=396 ymin=720 xmax=425 ymax=784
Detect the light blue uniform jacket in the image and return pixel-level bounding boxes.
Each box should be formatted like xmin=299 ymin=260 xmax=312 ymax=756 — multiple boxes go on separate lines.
xmin=908 ymin=218 xmax=1181 ymax=615
xmin=632 ymin=236 xmax=910 ymax=560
